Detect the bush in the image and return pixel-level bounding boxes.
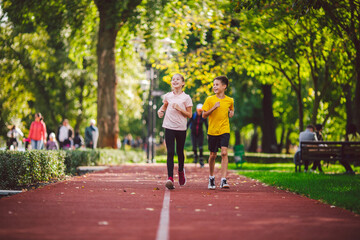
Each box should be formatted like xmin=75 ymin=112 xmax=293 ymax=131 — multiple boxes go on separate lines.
xmin=0 ymin=150 xmax=66 ymax=189
xmin=0 ymin=149 xmax=146 ymax=189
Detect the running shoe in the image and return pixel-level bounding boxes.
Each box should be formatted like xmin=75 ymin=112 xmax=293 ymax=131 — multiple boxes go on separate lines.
xmin=165 ymin=177 xmax=175 ymax=189
xmin=178 ymin=169 xmax=186 ymax=186
xmin=199 ymin=158 xmax=204 ymax=168
xmin=208 ymin=177 xmax=216 ymax=190
xmin=220 ymin=178 xmax=230 ymax=189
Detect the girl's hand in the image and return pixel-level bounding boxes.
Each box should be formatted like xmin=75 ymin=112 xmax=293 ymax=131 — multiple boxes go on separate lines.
xmin=173 ymin=103 xmax=181 ymax=111
xmin=164 ymin=100 xmax=169 ymax=107
xmin=157 ymin=110 xmax=165 ymax=118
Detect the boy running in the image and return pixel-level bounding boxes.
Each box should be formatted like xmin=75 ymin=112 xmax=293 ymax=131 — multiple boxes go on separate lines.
xmin=202 ymin=76 xmax=234 ymax=189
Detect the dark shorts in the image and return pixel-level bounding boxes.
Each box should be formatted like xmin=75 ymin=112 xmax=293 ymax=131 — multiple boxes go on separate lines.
xmin=208 ymin=133 xmax=230 ymax=153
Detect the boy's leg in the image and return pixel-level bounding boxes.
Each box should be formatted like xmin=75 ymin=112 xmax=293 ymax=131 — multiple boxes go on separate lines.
xmin=209 ymin=152 xmax=217 ymax=176
xmin=220 ymin=146 xmax=228 ymax=179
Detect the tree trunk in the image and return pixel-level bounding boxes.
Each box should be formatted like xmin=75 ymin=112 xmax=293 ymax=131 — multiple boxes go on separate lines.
xmin=96 ymin=2 xmax=119 ymax=148
xmin=285 ymin=129 xmax=292 ymax=154
xmin=248 ymin=125 xmax=258 ymax=153
xmin=354 ymin=52 xmax=360 ymax=132
xmin=278 ymin=123 xmax=285 ymax=153
xmin=234 ymin=129 xmax=241 ymax=145
xmin=261 ymin=84 xmax=278 ymax=153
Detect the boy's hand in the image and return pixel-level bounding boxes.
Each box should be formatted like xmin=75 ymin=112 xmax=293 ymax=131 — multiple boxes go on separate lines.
xmin=229 ymin=109 xmax=234 ymax=118
xmin=214 ymin=102 xmax=220 ymax=109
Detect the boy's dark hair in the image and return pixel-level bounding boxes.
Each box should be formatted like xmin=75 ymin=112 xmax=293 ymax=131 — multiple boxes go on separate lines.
xmin=306 ymin=124 xmax=315 ymax=131
xmin=315 ymin=124 xmax=322 ymax=131
xmin=214 ymin=76 xmax=229 ymax=88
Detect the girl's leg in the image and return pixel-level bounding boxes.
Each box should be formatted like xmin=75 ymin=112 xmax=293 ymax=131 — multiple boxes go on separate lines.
xmin=31 ymin=140 xmax=38 ymax=150
xmin=165 ymin=129 xmax=176 ymax=178
xmin=175 ymin=130 xmax=187 ymax=172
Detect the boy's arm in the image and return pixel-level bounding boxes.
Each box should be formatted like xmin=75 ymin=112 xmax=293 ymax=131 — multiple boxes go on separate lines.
xmin=202 ymin=102 xmax=220 ymax=119
xmin=157 ymin=100 xmax=168 ymax=118
xmin=229 ymin=108 xmax=234 ymax=118
xmin=229 ymin=99 xmax=234 ymax=118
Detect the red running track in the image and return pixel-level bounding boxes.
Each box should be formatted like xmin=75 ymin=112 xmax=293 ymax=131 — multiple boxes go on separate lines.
xmin=0 ymin=164 xmax=359 ymax=240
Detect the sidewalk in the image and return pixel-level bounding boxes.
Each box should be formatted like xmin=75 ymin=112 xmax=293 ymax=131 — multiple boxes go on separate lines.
xmin=0 ymin=164 xmax=359 ymax=240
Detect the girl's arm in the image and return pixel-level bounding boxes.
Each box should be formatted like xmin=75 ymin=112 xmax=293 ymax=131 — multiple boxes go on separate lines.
xmin=157 ymin=100 xmax=168 ymax=118
xmin=173 ymin=104 xmax=192 ymax=118
xmin=202 ymin=102 xmax=220 ymax=119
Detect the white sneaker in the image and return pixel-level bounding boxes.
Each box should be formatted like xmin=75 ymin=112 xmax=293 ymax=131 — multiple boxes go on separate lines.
xmin=208 ymin=177 xmax=216 ymax=190
xmin=220 ymin=178 xmax=230 ymax=189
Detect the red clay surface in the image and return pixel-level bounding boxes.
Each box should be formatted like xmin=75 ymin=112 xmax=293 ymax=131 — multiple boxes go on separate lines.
xmin=1 ymin=163 xmax=359 ymax=240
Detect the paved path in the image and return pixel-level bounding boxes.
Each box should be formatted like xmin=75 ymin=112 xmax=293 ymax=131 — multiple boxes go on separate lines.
xmin=1 ymin=164 xmax=359 ymax=240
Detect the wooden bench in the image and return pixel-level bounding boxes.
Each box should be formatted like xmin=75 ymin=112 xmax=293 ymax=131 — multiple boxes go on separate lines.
xmin=297 ymin=141 xmax=360 ymax=172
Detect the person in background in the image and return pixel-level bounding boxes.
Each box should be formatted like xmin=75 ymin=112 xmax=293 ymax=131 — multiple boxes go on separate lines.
xmin=57 ymin=119 xmax=74 ymax=150
xmin=46 ymin=132 xmax=59 ymax=150
xmin=28 ymin=113 xmax=47 ymax=150
xmin=7 ymin=125 xmax=24 ymax=150
xmin=310 ymin=124 xmax=324 ymax=173
xmin=187 ymin=103 xmax=208 ymax=167
xmin=73 ymin=131 xmax=84 ymax=149
xmin=294 ymin=124 xmax=318 ymax=172
xmin=85 ymin=119 xmax=99 ymax=149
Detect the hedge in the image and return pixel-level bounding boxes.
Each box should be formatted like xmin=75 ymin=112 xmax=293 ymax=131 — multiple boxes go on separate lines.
xmin=0 ymin=149 xmax=145 ymax=189
xmin=0 ymin=150 xmax=65 ymax=189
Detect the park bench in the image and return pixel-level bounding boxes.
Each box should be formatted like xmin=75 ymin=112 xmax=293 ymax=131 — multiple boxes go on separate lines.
xmin=297 ymin=141 xmax=360 ymax=172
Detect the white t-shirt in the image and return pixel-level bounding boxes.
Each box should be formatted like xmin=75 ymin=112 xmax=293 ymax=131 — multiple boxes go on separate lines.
xmin=162 ymin=92 xmax=193 ymax=131
xmin=58 ymin=125 xmax=69 ymax=142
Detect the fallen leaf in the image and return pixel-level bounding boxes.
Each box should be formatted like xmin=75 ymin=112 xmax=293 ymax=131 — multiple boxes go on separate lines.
xmin=98 ymin=221 xmax=109 ymax=226
xmin=153 ymin=187 xmax=160 ymax=190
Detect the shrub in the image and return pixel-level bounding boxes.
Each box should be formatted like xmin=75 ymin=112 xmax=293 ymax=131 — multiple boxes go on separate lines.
xmin=0 ymin=149 xmax=146 ymax=189
xmin=0 ymin=150 xmax=66 ymax=189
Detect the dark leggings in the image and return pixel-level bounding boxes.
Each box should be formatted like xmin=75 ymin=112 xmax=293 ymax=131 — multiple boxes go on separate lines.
xmin=165 ymin=128 xmax=186 ymax=178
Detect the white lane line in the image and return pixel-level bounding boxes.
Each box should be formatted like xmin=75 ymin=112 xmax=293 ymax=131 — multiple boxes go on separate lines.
xmin=156 ymin=189 xmax=171 ymax=240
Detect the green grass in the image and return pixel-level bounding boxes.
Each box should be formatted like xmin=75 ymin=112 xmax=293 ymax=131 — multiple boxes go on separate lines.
xmin=155 ymin=155 xmax=360 ymax=214
xmin=229 ymin=162 xmax=360 ymax=214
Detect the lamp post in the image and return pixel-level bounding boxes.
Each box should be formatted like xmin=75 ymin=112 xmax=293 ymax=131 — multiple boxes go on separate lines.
xmin=131 ymin=37 xmax=175 ymax=163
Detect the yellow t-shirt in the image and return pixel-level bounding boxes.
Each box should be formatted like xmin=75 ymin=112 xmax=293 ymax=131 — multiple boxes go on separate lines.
xmin=202 ymin=95 xmax=234 ymax=136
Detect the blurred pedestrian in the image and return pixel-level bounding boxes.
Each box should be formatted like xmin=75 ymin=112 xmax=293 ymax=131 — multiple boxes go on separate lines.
xmin=187 ymin=103 xmax=208 ymax=167
xmin=46 ymin=132 xmax=59 ymax=150
xmin=85 ymin=119 xmax=99 ymax=149
xmin=73 ymin=131 xmax=84 ymax=149
xmin=28 ymin=113 xmax=47 ymax=150
xmin=57 ymin=119 xmax=74 ymax=150
xmin=294 ymin=125 xmax=318 ymax=172
xmin=310 ymin=124 xmax=324 ymax=173
xmin=7 ymin=125 xmax=24 ymax=150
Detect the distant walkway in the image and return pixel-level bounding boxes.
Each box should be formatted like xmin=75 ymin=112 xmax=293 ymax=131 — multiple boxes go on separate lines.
xmin=0 ymin=164 xmax=359 ymax=240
